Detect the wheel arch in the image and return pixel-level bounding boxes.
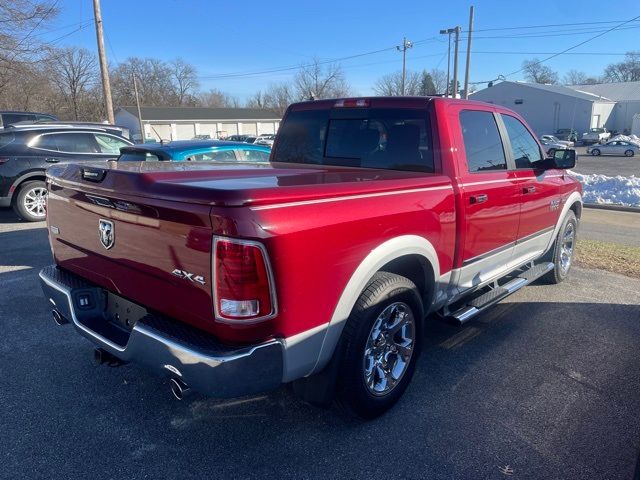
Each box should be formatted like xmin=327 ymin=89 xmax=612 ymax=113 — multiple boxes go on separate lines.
xmin=9 ymin=170 xmax=47 ymax=202
xmin=543 ymin=191 xmax=583 ymax=255
xmin=286 ymin=235 xmax=440 ymax=381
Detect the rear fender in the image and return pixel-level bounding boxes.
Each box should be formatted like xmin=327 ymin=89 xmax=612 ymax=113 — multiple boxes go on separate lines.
xmin=282 ymin=235 xmax=440 ymax=382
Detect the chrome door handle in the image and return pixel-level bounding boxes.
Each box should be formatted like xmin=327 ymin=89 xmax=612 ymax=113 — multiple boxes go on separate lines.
xmin=45 ymin=157 xmax=59 ymax=163
xmin=523 ymin=186 xmax=536 ymax=194
xmin=470 ymin=194 xmax=488 ymax=204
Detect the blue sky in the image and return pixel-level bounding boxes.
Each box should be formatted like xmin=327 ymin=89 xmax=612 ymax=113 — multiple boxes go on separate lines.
xmin=43 ymin=0 xmax=640 ymax=100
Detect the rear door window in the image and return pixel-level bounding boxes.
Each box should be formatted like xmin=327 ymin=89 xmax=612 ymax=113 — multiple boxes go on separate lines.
xmin=459 ymin=110 xmax=507 ymax=172
xmin=273 ymin=108 xmax=434 ymax=172
xmin=34 ymin=133 xmax=101 ymax=154
xmin=501 ymin=114 xmax=543 ymax=169
xmin=186 ymin=149 xmax=237 ymax=161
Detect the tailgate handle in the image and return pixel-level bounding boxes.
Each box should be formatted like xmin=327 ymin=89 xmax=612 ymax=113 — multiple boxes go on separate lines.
xmin=469 ymin=194 xmax=488 ymax=204
xmin=81 ymin=167 xmax=107 ymax=182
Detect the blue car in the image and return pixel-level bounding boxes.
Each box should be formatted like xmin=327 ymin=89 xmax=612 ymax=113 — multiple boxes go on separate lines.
xmin=117 ymin=140 xmax=271 ymax=163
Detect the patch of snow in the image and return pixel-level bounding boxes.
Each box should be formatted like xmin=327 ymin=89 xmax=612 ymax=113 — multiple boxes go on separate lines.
xmin=569 ymin=171 xmax=640 ymax=207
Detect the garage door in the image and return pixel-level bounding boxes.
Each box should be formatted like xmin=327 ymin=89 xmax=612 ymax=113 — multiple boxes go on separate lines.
xmin=198 ymin=123 xmax=217 ymax=138
xmin=175 ymin=123 xmax=195 ymax=140
xmin=221 ymin=123 xmax=238 ymax=137
xmin=241 ymin=123 xmax=257 ymax=136
xmin=149 ymin=124 xmax=171 ymax=141
xmin=257 ymin=122 xmax=275 ymax=135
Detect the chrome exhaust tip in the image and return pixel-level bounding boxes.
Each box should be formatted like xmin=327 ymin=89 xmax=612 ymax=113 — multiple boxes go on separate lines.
xmin=170 ymin=378 xmax=191 ymax=400
xmin=52 ymin=309 xmax=69 ymax=326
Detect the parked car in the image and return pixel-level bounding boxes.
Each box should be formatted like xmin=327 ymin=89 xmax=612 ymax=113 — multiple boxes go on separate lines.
xmin=255 ymin=134 xmax=276 ymax=147
xmin=540 ymin=136 xmax=570 ymax=156
xmin=226 ymin=134 xmax=249 ymax=142
xmin=555 ymin=128 xmax=579 ymax=143
xmin=0 ymin=124 xmax=132 ymax=221
xmin=587 ymin=140 xmax=640 ymax=156
xmin=582 ymin=127 xmax=611 ymax=144
xmin=243 ymin=136 xmax=258 ymax=144
xmin=192 ymin=134 xmax=211 ymax=140
xmin=540 ymin=135 xmax=573 ymax=147
xmin=39 ymin=96 xmax=581 ymax=419
xmin=11 ymin=120 xmax=131 ymax=140
xmin=117 ymin=140 xmax=271 ymax=162
xmin=0 ymin=111 xmax=57 ymax=128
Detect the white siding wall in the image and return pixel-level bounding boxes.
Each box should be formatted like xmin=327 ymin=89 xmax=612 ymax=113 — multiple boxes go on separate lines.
xmin=221 ymin=123 xmax=238 ymax=136
xmin=612 ymin=100 xmax=640 ymax=133
xmin=241 ymin=122 xmax=257 ymax=136
xmin=148 ymin=124 xmax=171 ymax=141
xmin=471 ymin=83 xmax=594 ymax=135
xmin=175 ymin=123 xmax=196 ymax=139
xmin=590 ymin=102 xmax=616 ymax=130
xmin=197 ymin=123 xmax=218 ymax=137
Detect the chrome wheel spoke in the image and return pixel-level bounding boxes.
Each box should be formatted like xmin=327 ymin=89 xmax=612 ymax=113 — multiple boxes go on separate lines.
xmin=362 ymin=301 xmax=415 ymax=397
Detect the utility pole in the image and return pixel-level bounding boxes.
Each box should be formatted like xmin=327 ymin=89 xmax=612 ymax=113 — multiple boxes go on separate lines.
xmin=92 ymin=0 xmax=114 ymax=124
xmin=132 ymin=74 xmax=144 ymax=143
xmin=452 ymin=26 xmax=461 ymax=99
xmin=463 ymin=6 xmax=475 ymax=99
xmin=440 ymin=28 xmax=456 ymax=97
xmin=396 ymin=37 xmax=413 ymax=95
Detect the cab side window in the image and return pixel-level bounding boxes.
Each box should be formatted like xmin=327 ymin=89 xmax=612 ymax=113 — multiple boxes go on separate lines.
xmin=94 ymin=134 xmax=130 ymax=155
xmin=459 ymin=110 xmax=507 ymax=172
xmin=501 ymin=114 xmax=543 ymax=169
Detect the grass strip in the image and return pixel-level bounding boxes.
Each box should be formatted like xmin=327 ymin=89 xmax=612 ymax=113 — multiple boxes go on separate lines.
xmin=575 ymin=239 xmax=640 ymax=278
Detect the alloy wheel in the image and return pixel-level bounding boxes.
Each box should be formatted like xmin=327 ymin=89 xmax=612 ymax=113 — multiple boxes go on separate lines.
xmin=23 ymin=186 xmax=47 ymax=219
xmin=363 ymin=302 xmax=415 ymax=396
xmin=560 ymin=222 xmax=575 ymax=275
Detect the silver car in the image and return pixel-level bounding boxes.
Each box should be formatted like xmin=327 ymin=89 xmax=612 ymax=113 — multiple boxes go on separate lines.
xmin=588 ymin=140 xmax=640 ymax=157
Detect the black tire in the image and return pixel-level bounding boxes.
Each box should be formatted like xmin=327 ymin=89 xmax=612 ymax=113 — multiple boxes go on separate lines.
xmin=591 ymin=148 xmax=600 ymax=156
xmin=335 ymin=272 xmax=424 ymax=419
xmin=12 ymin=180 xmax=47 ymax=222
xmin=548 ymin=148 xmax=556 ymax=156
xmin=625 ymin=149 xmax=634 ymax=157
xmin=541 ymin=211 xmax=577 ymax=284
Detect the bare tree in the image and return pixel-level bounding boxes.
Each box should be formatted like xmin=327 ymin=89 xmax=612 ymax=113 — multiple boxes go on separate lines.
xmin=522 ymin=58 xmax=559 ymax=84
xmin=603 ymin=52 xmax=640 ymax=83
xmin=198 ymin=88 xmax=237 ymax=108
xmin=170 ymin=58 xmax=199 ymax=105
xmin=373 ymin=71 xmax=420 ymax=96
xmin=111 ymin=57 xmax=176 ymax=106
xmin=429 ymin=69 xmax=447 ymax=95
xmin=563 ymin=70 xmax=588 ymax=85
xmin=49 ymin=47 xmax=99 ymax=120
xmin=0 ymin=0 xmax=59 ymax=88
xmin=294 ymin=58 xmax=350 ymax=100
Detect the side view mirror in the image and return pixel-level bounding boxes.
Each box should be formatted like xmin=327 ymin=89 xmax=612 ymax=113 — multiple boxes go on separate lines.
xmin=551 ymin=148 xmax=576 ymax=169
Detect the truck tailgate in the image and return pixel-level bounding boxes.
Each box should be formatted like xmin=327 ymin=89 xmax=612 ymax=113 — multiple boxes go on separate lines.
xmin=46 ymin=167 xmax=215 ymax=336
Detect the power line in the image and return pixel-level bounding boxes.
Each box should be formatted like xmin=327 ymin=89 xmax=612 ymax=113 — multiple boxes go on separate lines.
xmin=467 ymin=18 xmax=640 ymax=33
xmin=505 ymin=14 xmax=640 ymax=78
xmin=198 ymin=37 xmax=442 ymax=80
xmin=462 ymin=24 xmax=640 ymax=40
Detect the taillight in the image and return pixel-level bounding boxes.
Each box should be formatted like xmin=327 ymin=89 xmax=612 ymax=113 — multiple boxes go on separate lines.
xmin=0 ymin=157 xmax=10 ymax=164
xmin=213 ymin=237 xmax=276 ymax=323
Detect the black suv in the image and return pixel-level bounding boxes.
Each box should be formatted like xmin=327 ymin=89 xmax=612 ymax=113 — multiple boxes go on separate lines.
xmin=0 ymin=125 xmax=132 ymax=221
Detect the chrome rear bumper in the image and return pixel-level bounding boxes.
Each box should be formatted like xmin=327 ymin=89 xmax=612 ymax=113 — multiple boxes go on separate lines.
xmin=39 ymin=265 xmax=284 ymax=398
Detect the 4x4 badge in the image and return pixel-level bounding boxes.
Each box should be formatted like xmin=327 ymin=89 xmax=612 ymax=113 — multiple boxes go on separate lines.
xmin=98 ymin=219 xmax=114 ymax=250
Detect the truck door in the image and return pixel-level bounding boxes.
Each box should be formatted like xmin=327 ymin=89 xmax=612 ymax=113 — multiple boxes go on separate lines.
xmin=455 ymin=109 xmax=521 ymax=290
xmin=498 ymin=113 xmax=563 ymax=266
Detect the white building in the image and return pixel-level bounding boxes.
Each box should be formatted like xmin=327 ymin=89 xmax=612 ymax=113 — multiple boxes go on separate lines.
xmin=114 ymin=106 xmax=281 ymax=142
xmin=471 ymin=81 xmax=616 ymax=136
xmin=569 ymin=81 xmax=640 ymax=134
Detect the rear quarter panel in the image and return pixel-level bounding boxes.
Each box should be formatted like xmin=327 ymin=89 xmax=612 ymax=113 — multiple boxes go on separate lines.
xmin=210 ymin=176 xmax=456 ymax=341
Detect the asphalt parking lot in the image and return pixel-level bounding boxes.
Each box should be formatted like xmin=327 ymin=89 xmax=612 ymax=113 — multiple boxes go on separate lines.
xmin=1 ymin=210 xmax=639 ymax=480
xmin=573 ymin=146 xmax=639 ymax=177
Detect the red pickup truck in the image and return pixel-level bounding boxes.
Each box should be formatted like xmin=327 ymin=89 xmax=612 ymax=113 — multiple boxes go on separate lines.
xmin=39 ymin=97 xmax=581 ymax=418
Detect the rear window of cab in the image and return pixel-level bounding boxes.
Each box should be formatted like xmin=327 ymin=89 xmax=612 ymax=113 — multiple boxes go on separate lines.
xmin=272 ymin=108 xmax=434 ymax=173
